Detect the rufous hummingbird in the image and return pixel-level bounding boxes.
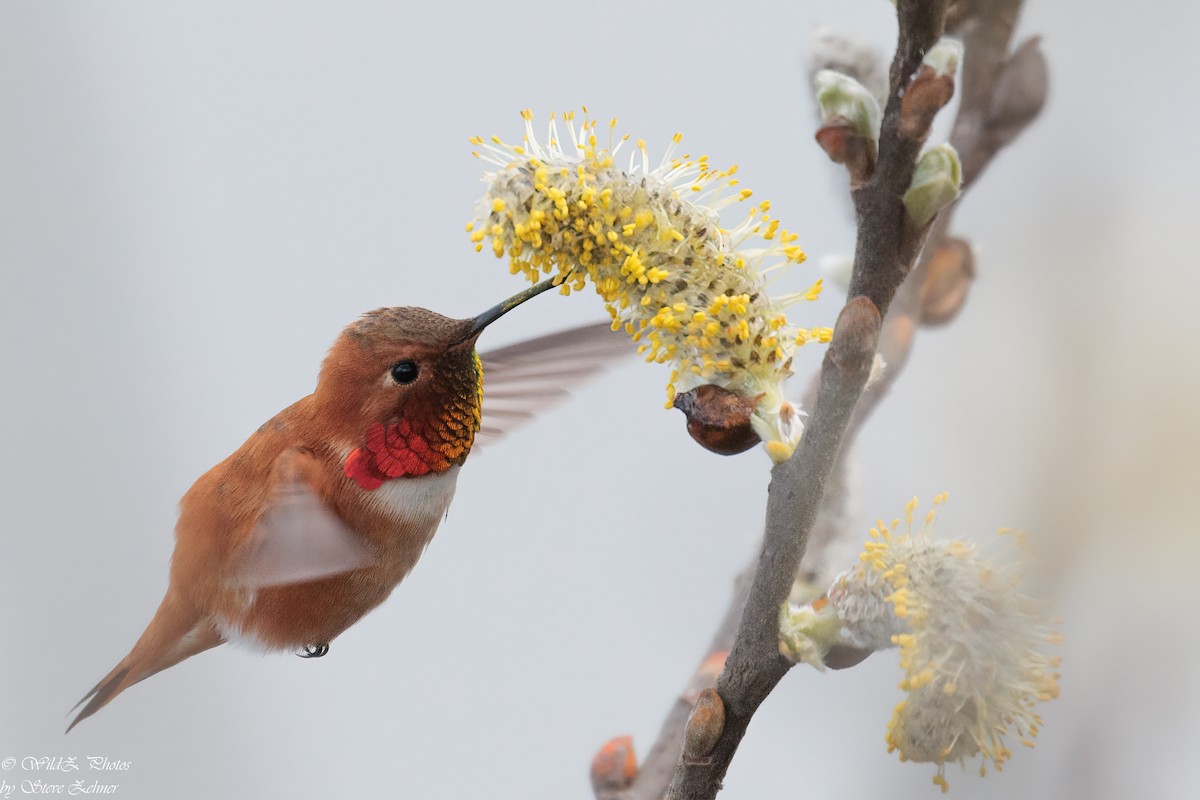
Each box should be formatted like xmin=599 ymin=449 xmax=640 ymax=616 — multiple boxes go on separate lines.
xmin=70 ymin=279 xmax=622 ymax=731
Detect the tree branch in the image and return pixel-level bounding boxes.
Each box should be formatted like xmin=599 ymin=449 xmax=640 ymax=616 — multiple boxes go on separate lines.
xmin=598 ymin=1 xmax=1047 ymax=797
xmin=662 ymin=3 xmax=948 ymax=797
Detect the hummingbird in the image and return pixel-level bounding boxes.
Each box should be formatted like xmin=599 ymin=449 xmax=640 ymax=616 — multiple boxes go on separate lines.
xmin=69 ymin=279 xmax=624 ymax=731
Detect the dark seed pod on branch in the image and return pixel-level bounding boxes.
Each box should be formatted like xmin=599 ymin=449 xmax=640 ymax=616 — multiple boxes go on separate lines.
xmin=673 ymin=385 xmax=762 ymax=455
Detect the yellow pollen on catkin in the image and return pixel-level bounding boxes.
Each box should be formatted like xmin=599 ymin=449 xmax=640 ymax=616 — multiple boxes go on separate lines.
xmin=826 ymin=497 xmax=1062 ymax=791
xmin=468 ymin=108 xmax=821 ymax=459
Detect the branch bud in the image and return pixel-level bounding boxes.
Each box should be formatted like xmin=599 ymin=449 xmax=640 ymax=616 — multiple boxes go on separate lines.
xmin=923 ymin=37 xmax=962 ymax=77
xmin=814 ymin=69 xmax=882 ymax=139
xmin=903 ymin=144 xmax=962 ymax=227
xmin=814 ymin=123 xmax=877 ymax=185
xmin=899 ymin=38 xmax=960 ymax=139
xmin=919 ymin=237 xmax=974 ymax=325
xmin=590 ymin=736 xmax=637 ymax=795
xmin=682 ymin=688 xmax=726 ymax=762
xmin=813 ymin=70 xmax=882 ymax=184
xmin=829 ymin=295 xmax=881 ymax=374
xmin=988 ymin=36 xmax=1049 ymax=150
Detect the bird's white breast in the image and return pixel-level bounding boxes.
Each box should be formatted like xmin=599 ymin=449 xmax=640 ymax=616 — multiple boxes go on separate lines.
xmin=367 ymin=465 xmax=461 ymax=541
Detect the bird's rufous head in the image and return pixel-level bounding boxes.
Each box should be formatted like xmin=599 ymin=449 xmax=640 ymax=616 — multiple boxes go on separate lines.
xmin=317 ymin=280 xmax=557 ymax=490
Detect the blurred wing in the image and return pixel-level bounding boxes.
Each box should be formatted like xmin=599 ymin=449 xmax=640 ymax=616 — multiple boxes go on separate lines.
xmin=476 ymin=321 xmax=631 ymax=447
xmin=231 ymin=448 xmax=373 ymax=588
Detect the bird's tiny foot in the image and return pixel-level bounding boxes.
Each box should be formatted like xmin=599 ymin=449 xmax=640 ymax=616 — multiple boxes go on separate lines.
xmin=297 ymin=643 xmax=330 ymax=658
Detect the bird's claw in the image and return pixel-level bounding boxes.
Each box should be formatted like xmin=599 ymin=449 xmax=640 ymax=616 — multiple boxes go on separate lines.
xmin=297 ymin=643 xmax=330 ymax=658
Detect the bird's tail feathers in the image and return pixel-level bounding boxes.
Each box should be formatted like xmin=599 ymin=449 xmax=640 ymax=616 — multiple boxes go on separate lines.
xmin=68 ymin=592 xmax=221 ymax=732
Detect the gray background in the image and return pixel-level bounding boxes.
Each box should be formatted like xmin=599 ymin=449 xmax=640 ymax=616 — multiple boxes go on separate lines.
xmin=2 ymin=2 xmax=1196 ymax=798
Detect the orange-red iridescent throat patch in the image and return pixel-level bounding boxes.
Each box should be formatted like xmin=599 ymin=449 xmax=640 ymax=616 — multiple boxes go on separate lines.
xmin=344 ymin=353 xmax=483 ymax=490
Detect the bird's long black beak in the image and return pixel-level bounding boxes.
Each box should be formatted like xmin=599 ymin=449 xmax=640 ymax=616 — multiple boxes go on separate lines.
xmin=462 ymin=278 xmax=559 ymax=341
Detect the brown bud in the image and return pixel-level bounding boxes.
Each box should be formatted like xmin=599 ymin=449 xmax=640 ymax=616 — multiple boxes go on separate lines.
xmin=683 ymin=650 xmax=729 ymax=704
xmin=682 ymin=688 xmax=726 ymax=763
xmin=673 ymin=385 xmax=762 ymax=455
xmin=988 ymin=37 xmax=1049 ymax=150
xmin=590 ymin=736 xmax=637 ymax=795
xmin=919 ymin=237 xmax=974 ymax=325
xmin=829 ymin=295 xmax=881 ymax=373
xmin=900 ymin=68 xmax=956 ymax=140
xmin=815 ymin=120 xmax=876 ymax=185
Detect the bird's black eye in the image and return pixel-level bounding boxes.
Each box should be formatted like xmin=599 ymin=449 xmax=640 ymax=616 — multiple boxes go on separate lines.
xmin=390 ymin=360 xmax=419 ymax=385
